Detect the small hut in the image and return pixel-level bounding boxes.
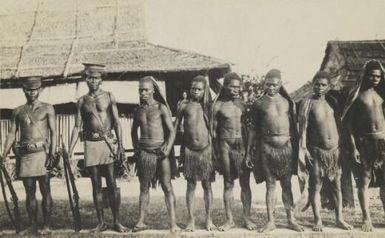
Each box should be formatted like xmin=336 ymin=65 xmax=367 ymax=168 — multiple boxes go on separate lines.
xmin=0 ymin=0 xmax=231 ymax=156
xmin=291 ymin=39 xmax=385 ymax=101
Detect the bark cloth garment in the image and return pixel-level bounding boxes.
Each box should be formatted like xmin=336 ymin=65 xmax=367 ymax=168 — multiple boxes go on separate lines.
xmin=261 ymin=139 xmax=293 ymax=179
xmin=307 ymin=145 xmax=342 ymax=181
xmin=251 ymin=86 xmax=299 ymax=184
xmin=342 ymin=60 xmax=385 ymax=188
xmin=183 ymin=144 xmax=214 ymax=181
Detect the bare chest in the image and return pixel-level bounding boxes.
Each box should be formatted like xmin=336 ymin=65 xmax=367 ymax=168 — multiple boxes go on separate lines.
xmin=82 ymin=95 xmax=110 ymax=114
xmin=260 ymin=100 xmax=289 ymax=119
xmin=309 ymin=101 xmax=335 ymax=122
xmin=356 ymin=91 xmax=384 ymax=109
xmin=218 ymin=102 xmax=244 ymax=121
xmin=137 ymin=106 xmax=162 ymax=125
xmin=17 ymin=106 xmax=47 ymax=125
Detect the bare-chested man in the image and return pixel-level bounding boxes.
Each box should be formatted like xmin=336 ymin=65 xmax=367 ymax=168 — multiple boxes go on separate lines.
xmin=0 ymin=77 xmax=56 ymax=235
xmin=68 ymin=63 xmax=128 ymax=233
xmin=297 ymin=71 xmax=352 ymax=231
xmin=245 ymin=69 xmax=303 ymax=232
xmin=343 ymin=60 xmax=385 ymax=232
xmin=131 ymin=76 xmax=180 ymax=233
xmin=173 ymin=75 xmax=215 ymax=231
xmin=212 ymin=72 xmax=256 ymax=231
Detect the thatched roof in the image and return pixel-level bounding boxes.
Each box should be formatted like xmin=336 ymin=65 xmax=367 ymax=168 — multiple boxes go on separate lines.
xmin=291 ymin=39 xmax=385 ymax=101
xmin=0 ymin=0 xmax=230 ymax=81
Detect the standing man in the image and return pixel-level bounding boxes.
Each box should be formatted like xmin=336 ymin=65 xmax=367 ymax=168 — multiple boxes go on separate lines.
xmin=297 ymin=71 xmax=352 ymax=231
xmin=173 ymin=75 xmax=215 ymax=231
xmin=245 ymin=69 xmax=303 ymax=232
xmin=212 ymin=72 xmax=256 ymax=231
xmin=342 ymin=60 xmax=385 ymax=232
xmin=68 ymin=63 xmax=128 ymax=233
xmin=131 ymin=76 xmax=180 ymax=233
xmin=0 ymin=77 xmax=56 ymax=235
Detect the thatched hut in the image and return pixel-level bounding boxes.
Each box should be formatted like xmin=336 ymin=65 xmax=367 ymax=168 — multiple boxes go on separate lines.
xmin=0 ymin=0 xmax=231 ymax=155
xmin=291 ymin=39 xmax=385 ymax=101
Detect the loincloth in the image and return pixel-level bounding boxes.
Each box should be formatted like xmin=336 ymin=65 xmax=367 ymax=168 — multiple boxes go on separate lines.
xmin=261 ymin=140 xmax=292 ymax=179
xmin=18 ymin=150 xmax=47 ymax=178
xmin=355 ymin=137 xmax=385 ymax=186
xmin=183 ymin=144 xmax=214 ymax=181
xmin=219 ymin=138 xmax=246 ymax=180
xmin=308 ymin=145 xmax=341 ymax=181
xmin=84 ymin=140 xmax=114 ymax=167
xmin=136 ymin=148 xmax=165 ymax=188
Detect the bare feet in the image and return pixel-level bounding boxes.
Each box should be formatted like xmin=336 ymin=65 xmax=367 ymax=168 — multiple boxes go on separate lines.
xmin=90 ymin=223 xmax=108 ymax=233
xmin=288 ymin=220 xmax=304 ymax=232
xmin=361 ymin=220 xmax=373 ymax=232
xmin=218 ymin=220 xmax=235 ymax=232
xmin=113 ymin=223 xmax=130 ymax=233
xmin=133 ymin=222 xmax=149 ymax=232
xmin=185 ymin=220 xmax=195 ymax=232
xmin=312 ymin=221 xmax=323 ymax=232
xmin=336 ymin=220 xmax=353 ymax=230
xmin=39 ymin=226 xmax=51 ymax=235
xmin=244 ymin=218 xmax=257 ymax=230
xmin=259 ymin=221 xmax=276 ymax=233
xmin=206 ymin=219 xmax=217 ymax=231
xmin=170 ymin=223 xmax=182 ymax=234
xmin=20 ymin=226 xmax=38 ymax=235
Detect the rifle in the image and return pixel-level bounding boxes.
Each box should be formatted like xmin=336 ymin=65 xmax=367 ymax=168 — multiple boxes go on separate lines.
xmin=0 ymin=160 xmax=21 ymax=233
xmin=60 ymin=135 xmax=81 ymax=232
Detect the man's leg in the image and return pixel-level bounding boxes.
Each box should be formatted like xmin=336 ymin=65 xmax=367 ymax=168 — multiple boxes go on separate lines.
xmin=22 ymin=178 xmax=38 ymax=234
xmin=280 ymin=175 xmax=303 ymax=232
xmin=159 ymin=157 xmax=180 ymax=233
xmin=185 ymin=179 xmax=197 ymax=232
xmin=380 ymin=167 xmax=385 ymax=221
xmin=202 ymin=179 xmax=216 ymax=231
xmin=88 ymin=166 xmax=107 ymax=232
xmin=239 ymin=171 xmax=257 ymax=230
xmin=38 ymin=175 xmax=53 ymax=233
xmin=134 ymin=179 xmax=150 ymax=231
xmin=104 ymin=163 xmax=129 ymax=232
xmin=218 ymin=143 xmax=235 ymax=231
xmin=309 ymin=160 xmax=323 ymax=231
xmin=357 ymin=168 xmax=373 ymax=232
xmin=259 ymin=164 xmax=277 ymax=233
xmin=331 ymin=174 xmax=352 ymax=230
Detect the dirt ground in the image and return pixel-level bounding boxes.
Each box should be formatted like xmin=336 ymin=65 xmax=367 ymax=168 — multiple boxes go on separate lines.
xmin=1 ymin=176 xmax=385 ymax=237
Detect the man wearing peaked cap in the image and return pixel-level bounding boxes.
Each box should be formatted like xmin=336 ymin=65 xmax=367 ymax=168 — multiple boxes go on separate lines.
xmin=1 ymin=76 xmax=57 ymax=235
xmin=83 ymin=63 xmax=106 ymax=77
xmin=68 ymin=63 xmax=129 ymax=233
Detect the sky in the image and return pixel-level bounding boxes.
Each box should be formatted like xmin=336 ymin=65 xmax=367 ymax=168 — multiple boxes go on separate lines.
xmin=145 ymin=0 xmax=385 ymax=92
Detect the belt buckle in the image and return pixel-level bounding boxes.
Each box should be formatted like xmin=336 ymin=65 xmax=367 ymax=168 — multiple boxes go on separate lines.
xmin=91 ymin=132 xmax=100 ymax=139
xmin=27 ymin=143 xmax=36 ymax=150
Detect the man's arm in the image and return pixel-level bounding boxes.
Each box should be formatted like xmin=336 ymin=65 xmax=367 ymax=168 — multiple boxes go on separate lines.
xmin=211 ymin=102 xmax=220 ymax=139
xmin=110 ymin=94 xmax=123 ymax=150
xmin=47 ymin=105 xmax=57 ymax=155
xmin=245 ymin=104 xmax=257 ymax=168
xmin=68 ymin=99 xmax=82 ymax=155
xmin=1 ymin=109 xmax=18 ymax=161
xmin=131 ymin=109 xmax=139 ymax=151
xmin=160 ymin=104 xmax=175 ymax=156
xmin=171 ymin=104 xmax=185 ymax=146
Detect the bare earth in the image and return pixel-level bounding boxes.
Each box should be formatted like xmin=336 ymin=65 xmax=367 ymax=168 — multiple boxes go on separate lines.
xmin=1 ymin=176 xmax=385 ymax=237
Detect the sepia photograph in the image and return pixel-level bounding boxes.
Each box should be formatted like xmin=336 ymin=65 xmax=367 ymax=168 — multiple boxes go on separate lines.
xmin=1 ymin=0 xmax=385 ymax=237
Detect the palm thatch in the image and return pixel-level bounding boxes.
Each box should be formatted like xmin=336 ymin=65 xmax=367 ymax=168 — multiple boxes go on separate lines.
xmin=291 ymin=39 xmax=385 ymax=101
xmin=0 ymin=0 xmax=230 ymax=82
